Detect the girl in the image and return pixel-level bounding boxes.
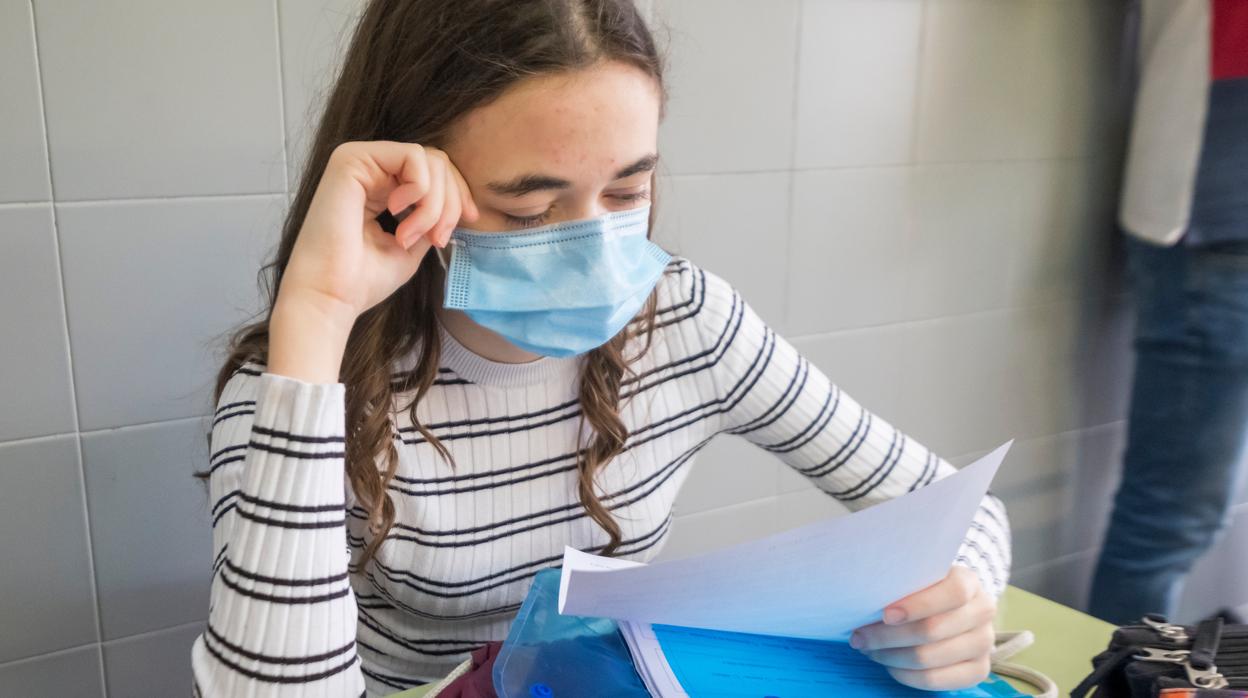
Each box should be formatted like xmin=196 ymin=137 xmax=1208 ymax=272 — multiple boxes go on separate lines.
xmin=192 ymin=0 xmax=1011 ymax=695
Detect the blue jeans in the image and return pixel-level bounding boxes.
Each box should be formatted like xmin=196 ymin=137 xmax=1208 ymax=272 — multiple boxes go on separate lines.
xmin=1089 ymin=235 xmax=1248 ymax=624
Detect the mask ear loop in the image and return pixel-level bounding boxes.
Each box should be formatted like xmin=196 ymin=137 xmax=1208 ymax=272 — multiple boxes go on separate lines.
xmin=433 ymin=239 xmax=452 ymax=272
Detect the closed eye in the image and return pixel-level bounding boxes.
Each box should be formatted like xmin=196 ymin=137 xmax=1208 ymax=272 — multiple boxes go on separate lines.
xmin=504 ymin=210 xmax=552 ymax=228
xmin=503 ymin=190 xmax=650 ymax=229
xmin=610 ymin=190 xmax=650 ymax=203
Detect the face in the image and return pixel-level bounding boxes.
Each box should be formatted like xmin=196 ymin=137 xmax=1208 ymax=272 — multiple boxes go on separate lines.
xmin=441 ymin=59 xmax=662 ymax=233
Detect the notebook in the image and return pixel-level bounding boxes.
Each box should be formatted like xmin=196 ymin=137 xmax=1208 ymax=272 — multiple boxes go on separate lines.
xmin=557 ymin=442 xmax=1022 ymax=697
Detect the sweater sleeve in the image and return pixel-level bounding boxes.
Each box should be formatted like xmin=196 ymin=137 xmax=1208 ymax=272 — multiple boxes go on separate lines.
xmin=690 ymin=265 xmax=1012 ymax=599
xmin=191 ymin=363 xmax=367 ymax=697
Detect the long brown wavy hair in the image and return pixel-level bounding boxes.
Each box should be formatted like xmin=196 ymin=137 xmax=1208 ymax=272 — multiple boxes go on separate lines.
xmin=204 ymin=0 xmax=668 ymax=569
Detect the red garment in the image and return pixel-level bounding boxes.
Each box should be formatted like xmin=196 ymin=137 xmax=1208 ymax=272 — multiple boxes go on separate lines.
xmin=436 ymin=642 xmax=503 ymax=698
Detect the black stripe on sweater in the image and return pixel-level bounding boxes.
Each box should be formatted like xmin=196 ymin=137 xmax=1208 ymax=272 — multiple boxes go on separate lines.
xmin=213 ymin=489 xmax=345 ymax=527
xmin=834 ymin=429 xmax=904 ymax=501
xmin=212 ymin=545 xmax=228 ymax=574
xmin=360 ymin=514 xmax=672 ymax=599
xmin=759 ymin=371 xmax=837 ymax=454
xmin=355 ymin=578 xmax=522 ymax=621
xmin=387 ymin=261 xmax=697 ymax=391
xmin=252 ymin=425 xmax=345 ymax=444
xmin=379 ymin=317 xmax=767 ymax=533
xmin=236 ymin=505 xmax=345 ymax=530
xmin=393 ymin=267 xmax=714 ymax=446
xmin=968 ymin=520 xmax=1008 ymax=565
xmin=207 ymin=622 xmax=355 ymax=666
xmin=800 ymin=409 xmax=871 ymax=478
xmin=209 ymin=442 xmax=247 ymax=464
xmin=727 ymin=357 xmax=809 ymax=437
xmin=908 ymin=450 xmax=937 ymax=492
xmin=202 ymin=631 xmax=359 ymax=685
xmin=218 ymin=562 xmax=352 ymax=605
xmin=214 ymin=399 xmax=255 ymax=416
xmin=390 ymin=288 xmax=746 ymax=487
xmin=373 ymin=326 xmax=776 ymax=552
xmin=350 ymin=514 xmax=670 ymax=619
xmin=222 ymin=558 xmax=349 ymax=588
xmin=359 ymin=661 xmax=421 ymax=691
xmin=958 ymin=537 xmax=1004 ymax=591
xmin=212 ymin=408 xmax=255 ymax=427
xmin=356 ymin=610 xmax=486 ymax=657
xmin=209 ymin=454 xmax=244 ymax=476
xmin=362 ymin=437 xmax=708 ymax=549
xmin=247 ymin=439 xmax=345 ymax=460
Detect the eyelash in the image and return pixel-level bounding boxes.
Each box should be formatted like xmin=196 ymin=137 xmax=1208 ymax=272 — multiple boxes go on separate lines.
xmin=503 ymin=190 xmax=651 ymax=228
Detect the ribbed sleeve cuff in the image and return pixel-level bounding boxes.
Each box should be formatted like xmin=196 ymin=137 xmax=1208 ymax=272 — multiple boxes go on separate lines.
xmin=955 ymin=494 xmax=1012 ymax=599
xmin=255 ymin=371 xmax=346 ymax=434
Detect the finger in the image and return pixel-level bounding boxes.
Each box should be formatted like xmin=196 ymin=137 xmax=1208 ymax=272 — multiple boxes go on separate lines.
xmin=330 ymin=141 xmax=431 ymax=208
xmin=864 ymin=623 xmax=995 ymax=671
xmin=446 ymin=157 xmax=480 ymax=223
xmin=852 ymin=589 xmax=994 ymax=650
xmin=886 ymin=657 xmax=992 ymax=692
xmin=386 ymin=179 xmax=428 ymax=220
xmin=888 ymin=566 xmax=983 ymax=626
xmin=394 ymin=156 xmax=446 ymax=249
xmin=429 ymin=163 xmax=462 ymax=248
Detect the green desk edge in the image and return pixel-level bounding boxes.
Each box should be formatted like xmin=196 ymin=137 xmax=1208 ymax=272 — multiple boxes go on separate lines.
xmin=389 ymin=585 xmax=1115 ymax=697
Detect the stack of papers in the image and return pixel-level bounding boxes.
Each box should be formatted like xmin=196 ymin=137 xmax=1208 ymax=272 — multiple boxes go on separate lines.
xmin=558 ymin=442 xmax=1019 ymax=697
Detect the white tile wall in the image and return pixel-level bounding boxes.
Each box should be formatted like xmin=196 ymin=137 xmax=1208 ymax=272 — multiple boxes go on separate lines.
xmin=33 ymin=0 xmax=287 ymax=200
xmin=277 ymin=0 xmax=366 ymax=183
xmin=654 ymin=172 xmax=792 ymax=329
xmin=0 ymin=205 xmax=75 ymax=440
xmin=0 ymin=1 xmax=49 ymax=203
xmin=4 ymin=0 xmax=1239 ymax=694
xmin=915 ymin=0 xmax=1125 ymax=163
xmin=794 ymin=0 xmax=923 ymax=169
xmin=57 ymin=196 xmax=283 ymax=430
xmin=652 ymin=0 xmax=800 ymax=174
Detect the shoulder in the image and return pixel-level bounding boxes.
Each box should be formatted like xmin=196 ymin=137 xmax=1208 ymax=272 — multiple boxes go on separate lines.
xmin=643 ymin=255 xmax=750 ymax=361
xmin=651 ymin=255 xmax=742 ymax=329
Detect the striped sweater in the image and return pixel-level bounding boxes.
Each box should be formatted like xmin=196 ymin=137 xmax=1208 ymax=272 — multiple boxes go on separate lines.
xmin=190 ymin=257 xmax=1012 ymax=697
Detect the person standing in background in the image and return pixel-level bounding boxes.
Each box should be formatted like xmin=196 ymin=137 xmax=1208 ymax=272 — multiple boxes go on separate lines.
xmin=1091 ymin=0 xmax=1248 ymax=624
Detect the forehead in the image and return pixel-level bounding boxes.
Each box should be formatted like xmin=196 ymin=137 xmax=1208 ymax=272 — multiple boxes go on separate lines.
xmin=445 ymin=60 xmax=661 ymax=185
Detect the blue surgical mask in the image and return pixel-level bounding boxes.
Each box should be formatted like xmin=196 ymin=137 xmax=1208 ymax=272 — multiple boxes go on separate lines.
xmin=439 ymin=204 xmax=671 ymax=358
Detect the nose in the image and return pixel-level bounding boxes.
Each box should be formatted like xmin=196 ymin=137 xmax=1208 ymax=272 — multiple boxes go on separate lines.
xmin=561 ymin=200 xmax=607 ymax=223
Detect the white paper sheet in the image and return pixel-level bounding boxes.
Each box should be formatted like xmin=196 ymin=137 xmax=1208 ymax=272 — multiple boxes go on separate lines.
xmin=558 ymin=441 xmax=1011 ymax=641
xmin=618 ymin=622 xmax=690 ymax=697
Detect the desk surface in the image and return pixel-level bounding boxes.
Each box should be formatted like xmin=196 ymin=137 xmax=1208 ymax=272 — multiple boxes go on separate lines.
xmin=995 ymin=585 xmax=1114 ymax=693
xmin=391 ymin=585 xmax=1114 ymax=697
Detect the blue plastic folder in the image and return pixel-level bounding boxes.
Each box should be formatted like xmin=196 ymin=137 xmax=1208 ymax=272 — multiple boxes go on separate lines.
xmin=649 ymin=624 xmax=1023 ymax=698
xmin=494 ymin=569 xmax=1026 ymax=698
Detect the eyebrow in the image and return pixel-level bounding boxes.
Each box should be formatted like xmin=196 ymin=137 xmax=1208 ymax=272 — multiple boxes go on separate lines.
xmin=485 ymin=153 xmax=659 ymax=197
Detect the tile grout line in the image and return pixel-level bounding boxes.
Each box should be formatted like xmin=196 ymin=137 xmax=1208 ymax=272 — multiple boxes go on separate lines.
xmin=0 ymin=154 xmax=1107 ymax=209
xmin=0 ymin=412 xmax=214 ymax=451
xmin=785 ymin=289 xmax=1133 ymax=344
xmin=779 ymin=0 xmax=803 ymax=339
xmin=53 ymin=191 xmax=285 ymax=208
xmin=665 ymin=155 xmax=1094 ymax=179
xmin=908 ymin=0 xmax=929 ymax=164
xmin=0 ymin=639 xmax=98 ymax=671
xmin=272 ymin=0 xmax=291 ymax=193
xmin=0 ymin=618 xmax=209 ymax=673
xmin=25 ymin=1 xmax=110 ymax=694
xmin=97 ymin=618 xmax=207 ymax=648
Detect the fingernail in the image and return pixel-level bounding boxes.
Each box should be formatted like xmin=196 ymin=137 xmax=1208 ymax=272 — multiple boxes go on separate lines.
xmin=849 ymin=633 xmax=864 ymax=650
xmin=884 ymin=608 xmax=907 ymax=625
